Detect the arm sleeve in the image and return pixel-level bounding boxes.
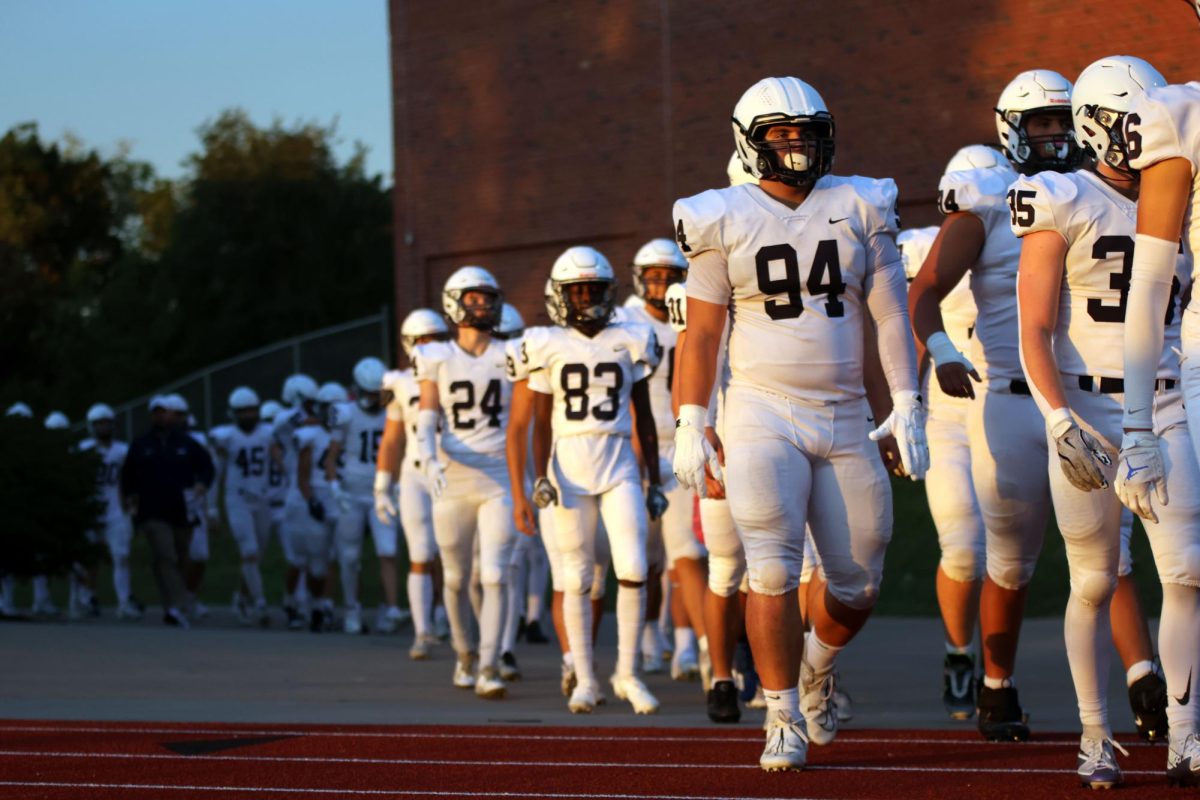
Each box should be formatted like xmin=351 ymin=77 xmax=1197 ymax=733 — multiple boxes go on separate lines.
xmin=865 ymin=250 xmax=919 ymax=395
xmin=1123 ymin=234 xmax=1180 ymax=429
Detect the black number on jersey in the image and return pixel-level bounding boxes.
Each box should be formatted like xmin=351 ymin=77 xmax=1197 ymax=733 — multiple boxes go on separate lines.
xmin=234 ymin=446 xmax=266 ymax=478
xmin=666 ymin=295 xmax=685 ymax=329
xmin=937 ymin=188 xmax=960 ymax=214
xmin=1006 ymin=189 xmax=1036 ymax=228
xmin=318 ymin=445 xmax=346 ymax=475
xmin=755 ymin=241 xmax=846 ymax=320
xmin=676 ymin=218 xmax=691 ymax=253
xmin=449 ymin=379 xmax=503 ymax=429
xmin=560 ymin=362 xmax=624 ymax=421
xmin=268 ymin=455 xmax=285 ymax=487
xmin=357 ymin=429 xmax=384 ymax=463
xmin=1124 ymin=112 xmax=1143 ymax=162
xmin=1086 ymin=235 xmax=1182 ymax=325
xmin=97 ymin=462 xmax=120 ymax=487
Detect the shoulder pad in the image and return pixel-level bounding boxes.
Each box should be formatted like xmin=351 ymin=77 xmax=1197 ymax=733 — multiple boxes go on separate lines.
xmin=897 ymin=226 xmax=939 ymax=281
xmin=411 ymin=341 xmax=451 ymax=380
xmin=328 ymin=402 xmax=354 ymax=429
xmin=1008 ymin=171 xmax=1077 ymax=237
xmin=381 ymin=369 xmax=404 ymax=393
xmin=1126 ymin=84 xmax=1196 ymax=171
xmin=937 ymin=167 xmax=1014 ymax=216
xmin=505 ymin=326 xmax=551 ymax=382
xmin=79 ymin=438 xmax=96 ymax=452
xmin=672 ymin=189 xmax=727 ymax=258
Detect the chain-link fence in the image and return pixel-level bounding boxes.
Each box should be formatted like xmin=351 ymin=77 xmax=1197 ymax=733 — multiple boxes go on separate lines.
xmin=96 ymin=308 xmax=391 ymax=441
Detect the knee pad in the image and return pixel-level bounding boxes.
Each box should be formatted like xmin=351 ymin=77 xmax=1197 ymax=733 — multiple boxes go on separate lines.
xmin=823 ymin=564 xmax=880 ymax=611
xmin=561 ymin=551 xmax=594 ymax=596
xmin=707 ymin=554 xmax=746 ymax=598
xmin=442 ymin=565 xmax=467 ymax=593
xmin=748 ymin=560 xmax=798 ymax=597
xmin=986 ymin=551 xmax=1036 ymax=591
xmin=479 ymin=564 xmax=506 ymax=587
xmin=939 ymin=545 xmax=983 ymax=584
xmin=1072 ymin=570 xmax=1117 ymax=607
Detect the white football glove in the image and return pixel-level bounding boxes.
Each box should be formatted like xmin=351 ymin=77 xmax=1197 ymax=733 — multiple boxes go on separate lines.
xmin=330 ymin=480 xmax=353 ymax=513
xmin=422 ymin=458 xmax=447 ymax=500
xmin=373 ymin=470 xmax=397 ymax=524
xmin=1115 ymin=431 xmax=1167 ymax=523
xmin=868 ymin=391 xmax=928 ymax=481
xmin=673 ymin=404 xmax=722 ymax=496
xmin=1046 ymin=408 xmax=1111 ymax=492
xmin=531 ymin=476 xmax=558 ymax=509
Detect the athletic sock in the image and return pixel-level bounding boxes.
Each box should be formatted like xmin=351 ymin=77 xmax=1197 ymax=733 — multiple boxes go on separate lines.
xmin=945 ymin=641 xmax=976 ymax=658
xmin=240 ymin=562 xmax=265 ymax=604
xmin=563 ymin=590 xmax=595 ymax=687
xmin=1126 ymin=659 xmax=1155 ymax=686
xmin=616 ymin=583 xmax=647 ymax=678
xmin=1159 ymin=584 xmax=1200 ymax=735
xmin=443 ymin=580 xmax=474 ymax=657
xmin=478 ymin=581 xmax=507 ymax=671
xmin=407 ymin=572 xmax=433 ymax=638
xmin=803 ymin=630 xmax=843 ymax=676
xmin=674 ymin=626 xmax=698 ymax=661
xmin=1064 ymin=590 xmax=1112 ymax=729
xmin=501 ymin=564 xmax=522 ymax=654
xmin=763 ymin=686 xmax=801 ymax=719
xmin=339 ymin=559 xmax=360 ymax=609
xmin=641 ymin=622 xmax=662 ymax=662
xmin=983 ymin=675 xmax=1013 ymax=690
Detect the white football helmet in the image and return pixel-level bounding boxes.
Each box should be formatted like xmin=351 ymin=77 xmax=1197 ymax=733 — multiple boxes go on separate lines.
xmin=400 ymin=308 xmax=449 ymax=357
xmin=228 ymin=386 xmax=260 ymax=411
xmin=995 ymin=70 xmax=1079 ymax=172
xmin=544 ymin=278 xmax=565 ymax=326
xmin=442 ymin=266 xmax=503 ymax=329
xmin=86 ymin=403 xmax=115 ymax=423
xmin=494 ymin=303 xmax=525 ymax=340
xmin=944 ymin=144 xmax=1005 ymax=175
xmin=162 ymin=393 xmax=189 ymax=413
xmin=5 ymin=402 xmax=33 ymax=418
xmin=632 ymin=238 xmax=687 ymax=311
xmin=260 ymin=400 xmax=283 ymax=423
xmin=353 ymin=356 xmax=387 ymax=393
xmin=550 ymin=246 xmax=616 ymax=335
xmin=727 ymin=151 xmax=757 ymax=186
xmin=282 ymin=374 xmax=319 ymax=408
xmin=44 ymin=411 xmax=69 ymax=430
xmin=1072 ymin=56 xmax=1166 ymax=171
xmin=317 ymin=381 xmax=348 ymax=404
xmin=732 ymin=77 xmax=834 ymax=187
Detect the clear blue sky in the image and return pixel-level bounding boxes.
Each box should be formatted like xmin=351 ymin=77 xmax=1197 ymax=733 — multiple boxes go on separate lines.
xmin=0 ymin=0 xmax=392 ymax=182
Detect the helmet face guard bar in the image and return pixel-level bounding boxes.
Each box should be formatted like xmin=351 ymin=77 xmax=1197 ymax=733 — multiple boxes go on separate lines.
xmin=998 ymin=106 xmax=1082 ymax=173
xmin=740 ymin=113 xmax=835 ymax=187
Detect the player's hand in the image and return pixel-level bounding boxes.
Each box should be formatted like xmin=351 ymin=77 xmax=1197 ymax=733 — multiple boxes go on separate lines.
xmin=1115 ymin=431 xmax=1167 ymax=523
xmin=875 ymin=433 xmax=906 ymax=477
xmin=373 ymin=471 xmax=397 ymax=524
xmin=513 ymin=493 xmax=537 ymax=536
xmin=307 ymin=497 xmax=326 ymax=522
xmin=702 ymin=426 xmax=727 ymax=498
xmin=531 ymin=476 xmax=558 ymax=509
xmin=646 ymin=484 xmax=670 ymax=521
xmin=422 ymin=459 xmax=447 ymax=499
xmin=1047 ymin=409 xmax=1111 ymax=492
xmin=330 ymin=480 xmax=353 ymax=513
xmin=869 ymin=391 xmax=928 ymax=481
xmin=674 ymin=405 xmax=721 ymax=496
xmin=928 ymin=332 xmax=981 ymax=399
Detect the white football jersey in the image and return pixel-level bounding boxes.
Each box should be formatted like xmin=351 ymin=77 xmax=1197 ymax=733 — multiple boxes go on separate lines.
xmin=329 ymin=402 xmax=389 ymax=494
xmin=676 ymin=175 xmax=901 ymax=404
xmin=384 ymin=368 xmax=425 ymax=472
xmin=900 ymin=225 xmax=977 ymax=356
xmin=80 ymin=438 xmax=128 ymax=519
xmin=1126 ymin=82 xmax=1200 ymax=280
xmin=292 ymin=424 xmax=332 ymax=491
xmin=506 ymin=321 xmax=659 ymax=439
xmin=212 ymin=422 xmax=275 ymax=498
xmin=936 ymin=164 xmax=1022 ymax=381
xmin=413 ymin=339 xmax=511 ymax=467
xmin=620 ymin=303 xmax=676 ymax=445
xmin=1010 ymin=169 xmax=1188 ymax=379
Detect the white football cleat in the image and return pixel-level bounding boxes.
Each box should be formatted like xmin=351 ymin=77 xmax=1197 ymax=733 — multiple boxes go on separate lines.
xmin=612 ymin=673 xmax=660 ymax=714
xmin=409 ymin=634 xmax=435 ymax=660
xmin=232 ymin=592 xmax=251 ymax=626
xmin=500 ymin=651 xmax=521 ymax=681
xmin=760 ymin=709 xmax=809 ymax=772
xmin=116 ymin=603 xmax=143 ymax=621
xmin=342 ymin=605 xmax=362 ymax=635
xmin=190 ymin=601 xmax=209 ymax=620
xmin=453 ymin=653 xmax=477 ymax=689
xmin=671 ymin=650 xmax=700 ymax=682
xmin=568 ymin=682 xmax=599 ymax=714
xmin=561 ymin=662 xmax=577 ymax=697
xmin=475 ymin=666 xmax=507 ymax=699
xmin=800 ymin=660 xmax=839 ymax=746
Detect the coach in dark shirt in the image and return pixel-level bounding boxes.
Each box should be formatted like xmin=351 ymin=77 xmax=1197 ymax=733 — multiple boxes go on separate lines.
xmin=120 ymin=396 xmax=214 ymax=626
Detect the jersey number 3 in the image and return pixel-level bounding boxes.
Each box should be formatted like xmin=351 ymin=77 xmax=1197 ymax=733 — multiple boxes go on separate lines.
xmin=755 ymin=241 xmax=846 ymax=320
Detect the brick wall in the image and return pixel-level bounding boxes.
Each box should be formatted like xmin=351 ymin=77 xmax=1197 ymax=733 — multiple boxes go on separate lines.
xmin=388 ymin=0 xmax=1200 ymax=346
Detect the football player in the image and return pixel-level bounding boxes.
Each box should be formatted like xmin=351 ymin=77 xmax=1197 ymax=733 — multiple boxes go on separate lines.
xmin=328 ymin=357 xmax=404 ymax=635
xmin=161 ymin=394 xmax=215 ymax=620
xmin=80 ymin=403 xmax=139 ymax=620
xmin=1117 ymin=73 xmax=1200 ymax=786
xmin=413 ymin=267 xmax=518 ymax=699
xmin=507 ymin=245 xmax=665 ymax=714
xmin=212 ymin=387 xmax=277 ymax=627
xmin=674 ymin=77 xmax=926 ymax=770
xmin=623 ymin=238 xmax=711 ymax=684
xmin=376 ymin=308 xmax=451 ymax=659
xmin=1013 ymin=56 xmax=1189 ymax=788
xmin=909 ymin=69 xmax=1079 ymax=741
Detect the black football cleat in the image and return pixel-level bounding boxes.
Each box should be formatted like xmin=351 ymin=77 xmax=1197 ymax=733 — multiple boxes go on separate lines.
xmin=1128 ymin=669 xmax=1168 ymax=741
xmin=977 ymin=684 xmax=1029 ymax=742
xmin=943 ymin=652 xmax=977 ymax=720
xmin=707 ymin=679 xmax=742 ymax=724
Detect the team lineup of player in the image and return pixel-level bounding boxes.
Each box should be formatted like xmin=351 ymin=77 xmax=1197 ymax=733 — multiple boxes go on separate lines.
xmin=6 ymin=53 xmax=1200 ymax=791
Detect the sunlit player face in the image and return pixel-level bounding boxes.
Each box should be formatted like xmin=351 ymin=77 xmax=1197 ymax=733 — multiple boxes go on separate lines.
xmin=566 ymin=282 xmax=606 ymax=308
xmin=640 ymin=266 xmax=683 ymax=306
xmin=760 ymin=123 xmax=822 ymax=174
xmin=461 ymin=289 xmax=499 ymax=326
xmin=1023 ymin=111 xmax=1072 ymax=159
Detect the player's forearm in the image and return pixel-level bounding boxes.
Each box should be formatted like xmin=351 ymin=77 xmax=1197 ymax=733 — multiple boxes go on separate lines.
xmin=531 ymin=416 xmax=551 ymax=480
xmin=377 ymin=419 xmax=402 ymax=475
xmin=678 ymin=307 xmax=723 ymax=409
xmin=632 ymin=382 xmax=661 ymax=486
xmin=1020 ymin=325 xmax=1068 ymax=418
xmin=908 ymin=274 xmax=948 ymax=345
xmin=298 ymin=451 xmax=315 ymax=501
xmin=861 ymin=316 xmax=893 ymax=420
xmin=506 ymin=410 xmax=530 ymax=500
xmin=324 ymin=442 xmax=342 ymax=483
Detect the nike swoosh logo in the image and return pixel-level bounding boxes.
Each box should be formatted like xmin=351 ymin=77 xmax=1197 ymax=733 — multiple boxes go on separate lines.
xmin=1127 ymin=407 xmax=1145 ymax=415
xmin=828 ymin=217 xmax=848 ymax=224
xmin=1177 ymin=670 xmax=1192 ymax=706
xmin=1126 ymin=464 xmax=1149 ymax=480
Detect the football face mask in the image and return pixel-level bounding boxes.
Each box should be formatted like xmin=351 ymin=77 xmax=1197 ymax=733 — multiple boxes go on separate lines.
xmin=559 ymin=280 xmax=615 ymax=336
xmin=749 ymin=120 xmax=834 ymax=187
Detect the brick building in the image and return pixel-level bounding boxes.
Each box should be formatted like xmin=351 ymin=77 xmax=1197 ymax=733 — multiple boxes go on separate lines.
xmin=387 ymin=0 xmax=1200 ymax=342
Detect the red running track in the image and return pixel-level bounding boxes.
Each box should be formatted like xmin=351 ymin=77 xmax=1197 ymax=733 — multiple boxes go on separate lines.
xmin=0 ymin=720 xmax=1181 ymax=799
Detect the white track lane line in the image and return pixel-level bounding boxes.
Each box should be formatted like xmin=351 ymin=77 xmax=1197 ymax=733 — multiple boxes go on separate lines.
xmin=0 ymin=749 xmax=1162 ymax=776
xmin=0 ymin=724 xmax=1154 ymax=748
xmin=0 ymin=781 xmax=817 ymax=800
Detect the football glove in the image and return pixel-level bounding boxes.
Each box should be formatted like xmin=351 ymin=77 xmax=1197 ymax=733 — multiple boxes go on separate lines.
xmin=532 ymin=476 xmax=558 ymax=509
xmin=645 ymin=484 xmax=669 ymax=521
xmin=373 ymin=470 xmax=397 ymax=524
xmin=422 ymin=458 xmax=447 ymax=500
xmin=868 ymin=391 xmax=929 ymax=481
xmin=1115 ymin=431 xmax=1167 ymax=523
xmin=1046 ymin=408 xmax=1111 ymax=492
xmin=307 ymin=497 xmax=326 ymax=523
xmin=673 ymin=404 xmax=722 ymax=496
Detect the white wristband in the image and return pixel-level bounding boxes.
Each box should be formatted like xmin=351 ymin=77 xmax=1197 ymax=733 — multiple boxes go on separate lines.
xmin=926 ymin=331 xmax=963 ymax=367
xmin=373 ymin=470 xmax=393 ymax=494
xmin=677 ymin=404 xmax=707 ymax=431
xmin=416 ymin=408 xmax=439 ymax=462
xmin=1045 ymin=407 xmax=1074 ymax=439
